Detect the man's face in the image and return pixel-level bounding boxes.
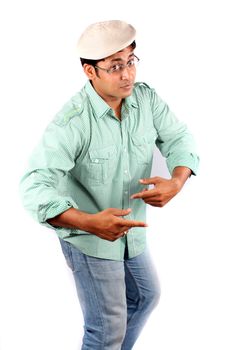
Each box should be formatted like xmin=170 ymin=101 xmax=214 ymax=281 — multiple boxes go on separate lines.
xmin=85 ymin=46 xmax=137 ymax=102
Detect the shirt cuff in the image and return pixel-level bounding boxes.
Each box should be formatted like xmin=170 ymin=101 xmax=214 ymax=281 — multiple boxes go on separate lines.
xmin=37 ymin=198 xmax=78 ymax=229
xmin=167 ymin=152 xmax=200 ymax=176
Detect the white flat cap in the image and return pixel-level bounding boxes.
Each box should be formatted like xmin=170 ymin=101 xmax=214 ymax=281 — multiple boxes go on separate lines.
xmin=77 ymin=20 xmax=136 ymax=60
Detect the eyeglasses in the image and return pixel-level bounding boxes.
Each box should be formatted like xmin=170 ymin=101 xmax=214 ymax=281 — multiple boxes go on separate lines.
xmin=95 ymin=55 xmax=140 ymax=75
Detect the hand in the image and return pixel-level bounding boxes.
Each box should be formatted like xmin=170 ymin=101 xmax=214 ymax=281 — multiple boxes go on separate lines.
xmin=130 ymin=177 xmax=183 ymax=207
xmin=87 ymin=208 xmax=148 ymax=241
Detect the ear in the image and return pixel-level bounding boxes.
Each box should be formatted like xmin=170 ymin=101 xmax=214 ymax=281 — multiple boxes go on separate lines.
xmin=83 ymin=64 xmax=97 ymax=80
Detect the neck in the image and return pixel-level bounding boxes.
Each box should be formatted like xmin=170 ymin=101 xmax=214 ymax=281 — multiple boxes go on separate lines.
xmin=107 ymin=99 xmax=122 ymax=117
xmin=91 ymin=82 xmax=123 ymax=119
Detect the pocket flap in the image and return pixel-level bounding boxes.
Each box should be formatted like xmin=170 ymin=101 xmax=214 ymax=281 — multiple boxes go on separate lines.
xmin=132 ymin=129 xmax=157 ymax=145
xmin=89 ymin=145 xmax=116 ymax=162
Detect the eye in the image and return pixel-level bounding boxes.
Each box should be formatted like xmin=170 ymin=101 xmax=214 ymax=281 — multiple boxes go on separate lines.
xmin=110 ymin=64 xmax=120 ymax=72
xmin=109 ymin=64 xmax=124 ymax=73
xmin=127 ymin=59 xmax=135 ymax=67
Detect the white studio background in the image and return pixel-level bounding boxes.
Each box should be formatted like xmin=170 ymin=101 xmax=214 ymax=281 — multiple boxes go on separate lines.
xmin=0 ymin=0 xmax=232 ymax=349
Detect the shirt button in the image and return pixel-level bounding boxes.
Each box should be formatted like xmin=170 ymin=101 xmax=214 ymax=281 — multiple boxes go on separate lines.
xmin=124 ymin=147 xmax=127 ymax=152
xmin=124 ymin=191 xmax=128 ymax=195
xmin=94 ymin=159 xmax=99 ymax=163
xmin=124 ymin=170 xmax=128 ymax=174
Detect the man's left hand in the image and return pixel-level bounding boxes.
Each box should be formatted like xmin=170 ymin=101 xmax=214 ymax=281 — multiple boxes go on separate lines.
xmin=130 ymin=176 xmax=183 ymax=207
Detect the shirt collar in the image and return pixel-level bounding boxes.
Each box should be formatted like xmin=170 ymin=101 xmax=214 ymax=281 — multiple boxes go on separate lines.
xmin=84 ymin=81 xmax=110 ymax=119
xmin=84 ymin=80 xmax=138 ymax=119
xmin=124 ymin=93 xmax=138 ymax=109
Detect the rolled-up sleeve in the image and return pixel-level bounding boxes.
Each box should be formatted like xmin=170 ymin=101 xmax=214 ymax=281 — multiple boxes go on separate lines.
xmin=19 ymin=120 xmax=81 ymax=228
xmin=151 ymin=89 xmax=199 ymax=175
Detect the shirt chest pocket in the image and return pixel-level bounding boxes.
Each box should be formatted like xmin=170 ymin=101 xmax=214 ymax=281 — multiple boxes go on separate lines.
xmin=88 ymin=145 xmax=117 ymax=185
xmin=131 ymin=129 xmax=157 ymax=165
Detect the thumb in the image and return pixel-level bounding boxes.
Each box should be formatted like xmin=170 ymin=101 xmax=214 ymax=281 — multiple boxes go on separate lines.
xmin=139 ymin=177 xmax=161 ymax=185
xmin=111 ymin=208 xmax=132 ymax=217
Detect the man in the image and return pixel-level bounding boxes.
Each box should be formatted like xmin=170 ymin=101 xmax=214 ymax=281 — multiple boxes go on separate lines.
xmin=20 ymin=20 xmax=199 ymax=349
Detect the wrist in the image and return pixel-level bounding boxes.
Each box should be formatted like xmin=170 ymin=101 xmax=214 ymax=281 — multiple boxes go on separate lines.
xmin=172 ymin=166 xmax=191 ymax=188
xmin=77 ymin=211 xmax=95 ymax=232
xmin=170 ymin=177 xmax=183 ymax=192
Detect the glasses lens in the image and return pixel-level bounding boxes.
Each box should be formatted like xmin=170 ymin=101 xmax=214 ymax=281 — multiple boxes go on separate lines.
xmin=107 ymin=56 xmax=140 ymax=74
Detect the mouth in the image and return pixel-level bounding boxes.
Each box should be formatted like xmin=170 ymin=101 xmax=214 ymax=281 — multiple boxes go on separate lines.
xmin=120 ymin=83 xmax=133 ymax=89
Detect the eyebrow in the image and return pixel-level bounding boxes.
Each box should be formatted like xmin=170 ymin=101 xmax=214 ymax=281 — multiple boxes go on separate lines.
xmin=109 ymin=52 xmax=134 ymax=63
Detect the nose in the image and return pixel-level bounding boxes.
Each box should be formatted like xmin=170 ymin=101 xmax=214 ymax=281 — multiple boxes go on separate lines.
xmin=120 ymin=66 xmax=131 ymax=80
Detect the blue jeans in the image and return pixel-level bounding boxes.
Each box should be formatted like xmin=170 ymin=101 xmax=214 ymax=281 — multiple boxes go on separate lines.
xmin=59 ymin=239 xmax=161 ymax=350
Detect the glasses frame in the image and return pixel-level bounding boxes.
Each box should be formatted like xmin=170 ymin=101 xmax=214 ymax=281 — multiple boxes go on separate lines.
xmin=95 ymin=55 xmax=140 ymax=75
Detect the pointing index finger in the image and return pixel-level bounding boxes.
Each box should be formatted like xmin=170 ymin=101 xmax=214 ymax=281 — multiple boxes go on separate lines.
xmin=121 ymin=219 xmax=148 ymax=228
xmin=131 ymin=189 xmax=157 ymax=199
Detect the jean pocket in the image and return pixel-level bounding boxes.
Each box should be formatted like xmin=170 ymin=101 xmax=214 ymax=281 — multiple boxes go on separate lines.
xmin=59 ymin=239 xmax=75 ymax=271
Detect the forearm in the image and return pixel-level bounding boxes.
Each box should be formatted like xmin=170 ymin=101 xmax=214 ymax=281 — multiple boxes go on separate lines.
xmin=47 ymin=207 xmax=92 ymax=231
xmin=171 ymin=166 xmax=192 ymax=189
xmin=47 ymin=207 xmax=147 ymax=242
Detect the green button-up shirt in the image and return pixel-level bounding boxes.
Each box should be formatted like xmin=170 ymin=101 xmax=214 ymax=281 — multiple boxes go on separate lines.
xmin=20 ymin=81 xmax=199 ymax=261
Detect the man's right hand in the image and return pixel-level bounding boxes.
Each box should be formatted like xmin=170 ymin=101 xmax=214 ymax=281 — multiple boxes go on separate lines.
xmin=86 ymin=208 xmax=148 ymax=241
xmin=48 ymin=207 xmax=147 ymax=241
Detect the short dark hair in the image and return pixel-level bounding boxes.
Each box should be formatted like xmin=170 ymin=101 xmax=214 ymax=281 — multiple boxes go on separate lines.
xmin=80 ymin=40 xmax=136 ymax=67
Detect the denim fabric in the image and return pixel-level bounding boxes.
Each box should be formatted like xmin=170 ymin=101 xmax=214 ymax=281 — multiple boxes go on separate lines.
xmin=59 ymin=239 xmax=161 ymax=349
